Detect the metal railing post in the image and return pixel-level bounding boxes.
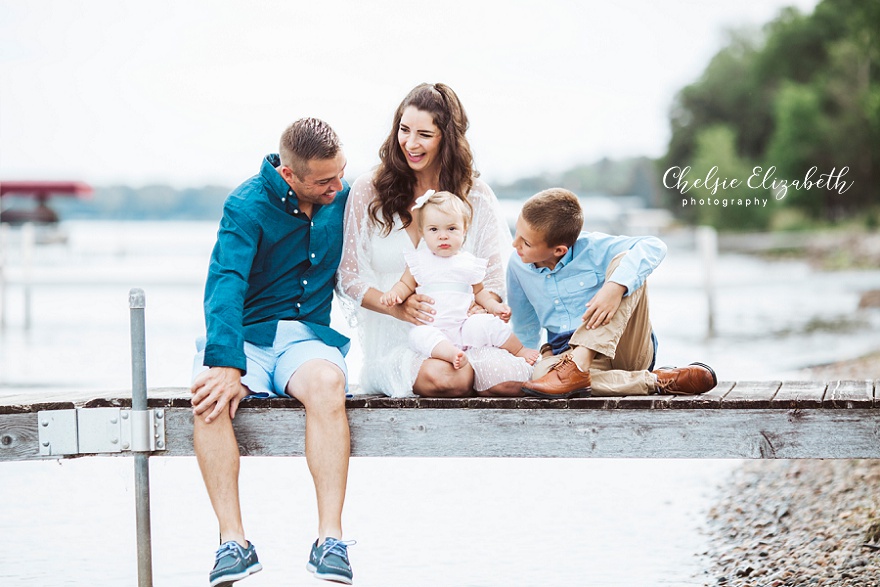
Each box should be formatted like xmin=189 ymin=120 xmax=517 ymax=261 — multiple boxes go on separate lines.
xmin=129 ymin=288 xmax=153 ymax=587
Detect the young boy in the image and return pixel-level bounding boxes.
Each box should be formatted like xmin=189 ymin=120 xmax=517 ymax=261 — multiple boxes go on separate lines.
xmin=507 ymin=188 xmax=716 ymax=397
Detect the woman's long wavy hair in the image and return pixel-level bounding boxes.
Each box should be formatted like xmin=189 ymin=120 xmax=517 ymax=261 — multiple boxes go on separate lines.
xmin=370 ymin=83 xmax=477 ymax=236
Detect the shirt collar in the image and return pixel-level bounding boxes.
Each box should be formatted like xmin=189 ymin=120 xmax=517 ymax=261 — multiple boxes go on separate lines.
xmin=260 ymin=154 xmax=301 ymax=210
xmin=531 ymin=246 xmax=574 ymax=273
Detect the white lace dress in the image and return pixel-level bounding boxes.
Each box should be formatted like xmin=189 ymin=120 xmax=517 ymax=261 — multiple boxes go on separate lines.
xmin=337 ymin=173 xmax=533 ymax=396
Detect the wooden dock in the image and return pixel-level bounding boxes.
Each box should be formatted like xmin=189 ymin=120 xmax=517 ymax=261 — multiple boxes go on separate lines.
xmin=2 ymin=380 xmax=878 ymax=461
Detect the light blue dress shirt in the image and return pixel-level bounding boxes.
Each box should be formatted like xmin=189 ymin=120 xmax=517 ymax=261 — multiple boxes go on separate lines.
xmin=506 ymin=232 xmax=667 ymax=349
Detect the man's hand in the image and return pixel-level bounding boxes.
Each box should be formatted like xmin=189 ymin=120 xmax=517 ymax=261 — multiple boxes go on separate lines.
xmin=191 ymin=366 xmax=249 ymax=423
xmin=391 ymin=293 xmax=436 ymax=325
xmin=582 ymin=282 xmax=627 ymax=329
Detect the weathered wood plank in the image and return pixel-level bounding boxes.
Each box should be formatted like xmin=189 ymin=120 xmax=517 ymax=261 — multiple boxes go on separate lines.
xmin=157 ymin=408 xmax=880 ymax=459
xmin=5 ymin=403 xmax=880 ymax=461
xmin=4 ymin=382 xmax=878 ymax=413
xmin=824 ymin=380 xmax=874 ymax=408
xmin=772 ymin=380 xmax=827 ymax=409
xmin=615 ymin=394 xmax=673 ymax=409
xmin=668 ymin=380 xmax=734 ymax=409
xmin=568 ymin=396 xmax=620 ymax=409
xmin=720 ymin=381 xmax=781 ymax=409
xmin=0 ymin=413 xmax=40 ymax=460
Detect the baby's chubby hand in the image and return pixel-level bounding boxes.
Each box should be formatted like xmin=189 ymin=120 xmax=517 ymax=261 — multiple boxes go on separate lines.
xmin=490 ymin=302 xmax=512 ymax=323
xmin=380 ymin=291 xmax=402 ymax=306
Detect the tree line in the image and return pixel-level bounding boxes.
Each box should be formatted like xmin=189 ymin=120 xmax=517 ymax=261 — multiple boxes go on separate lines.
xmin=661 ymin=0 xmax=878 ymax=230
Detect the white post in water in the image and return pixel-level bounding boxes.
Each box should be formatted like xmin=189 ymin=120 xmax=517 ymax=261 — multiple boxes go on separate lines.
xmin=0 ymin=223 xmax=7 ymax=328
xmin=22 ymin=222 xmax=35 ymax=330
xmin=129 ymin=288 xmax=154 ymax=587
xmin=696 ymin=226 xmax=718 ymax=339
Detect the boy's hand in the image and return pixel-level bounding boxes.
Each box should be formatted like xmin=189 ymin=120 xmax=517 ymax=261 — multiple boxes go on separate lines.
xmin=582 ymin=282 xmax=627 ymax=329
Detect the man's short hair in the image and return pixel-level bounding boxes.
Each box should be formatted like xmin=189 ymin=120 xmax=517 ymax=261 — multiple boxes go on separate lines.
xmin=279 ymin=118 xmax=341 ymax=179
xmin=521 ymin=188 xmax=584 ymax=247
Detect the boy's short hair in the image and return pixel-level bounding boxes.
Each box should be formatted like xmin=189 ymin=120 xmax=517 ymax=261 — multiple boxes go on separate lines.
xmin=521 ymin=188 xmax=584 ymax=247
xmin=279 ymin=118 xmax=341 ymax=179
xmin=416 ymin=190 xmax=474 ymax=234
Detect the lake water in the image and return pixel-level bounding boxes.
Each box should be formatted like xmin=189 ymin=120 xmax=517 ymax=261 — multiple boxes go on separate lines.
xmin=1 ymin=220 xmax=879 ymax=586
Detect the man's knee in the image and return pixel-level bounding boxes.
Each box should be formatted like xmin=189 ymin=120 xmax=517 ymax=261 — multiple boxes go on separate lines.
xmin=290 ymin=362 xmax=346 ymax=412
xmin=193 ymin=404 xmax=233 ymax=437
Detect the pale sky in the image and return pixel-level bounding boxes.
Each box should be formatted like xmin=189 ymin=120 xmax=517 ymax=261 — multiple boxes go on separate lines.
xmin=1 ymin=0 xmax=819 ymax=188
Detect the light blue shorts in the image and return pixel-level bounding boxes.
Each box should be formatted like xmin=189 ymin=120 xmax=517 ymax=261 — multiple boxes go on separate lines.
xmin=192 ymin=321 xmax=350 ymax=398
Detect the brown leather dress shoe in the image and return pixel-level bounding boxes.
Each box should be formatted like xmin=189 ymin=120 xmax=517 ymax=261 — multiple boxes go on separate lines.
xmin=652 ymin=362 xmax=717 ymax=395
xmin=521 ymin=355 xmax=592 ymax=398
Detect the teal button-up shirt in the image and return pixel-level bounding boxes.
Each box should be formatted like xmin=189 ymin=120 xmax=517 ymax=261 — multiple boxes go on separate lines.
xmin=506 ymin=232 xmax=667 ymax=349
xmin=202 ymin=154 xmax=350 ymax=372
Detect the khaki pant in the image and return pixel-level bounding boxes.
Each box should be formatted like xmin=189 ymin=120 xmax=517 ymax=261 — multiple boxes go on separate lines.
xmin=531 ymin=253 xmax=656 ymax=396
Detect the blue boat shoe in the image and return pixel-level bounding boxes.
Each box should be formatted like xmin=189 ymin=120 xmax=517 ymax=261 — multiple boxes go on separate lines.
xmin=209 ymin=541 xmax=262 ymax=587
xmin=306 ymin=537 xmax=356 ymax=584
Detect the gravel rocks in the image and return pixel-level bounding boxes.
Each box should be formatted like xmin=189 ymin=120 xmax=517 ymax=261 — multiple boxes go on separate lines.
xmin=702 ymin=460 xmax=880 ymax=586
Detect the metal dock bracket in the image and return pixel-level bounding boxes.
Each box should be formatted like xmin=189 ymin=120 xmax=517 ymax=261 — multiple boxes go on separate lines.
xmin=37 ymin=407 xmax=166 ymax=456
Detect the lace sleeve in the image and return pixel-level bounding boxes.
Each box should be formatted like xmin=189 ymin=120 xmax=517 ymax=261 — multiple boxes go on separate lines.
xmin=336 ymin=172 xmax=381 ymax=325
xmin=467 ymin=178 xmax=513 ymax=301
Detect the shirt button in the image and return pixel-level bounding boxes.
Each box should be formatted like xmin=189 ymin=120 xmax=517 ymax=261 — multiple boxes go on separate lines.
xmin=296 ymin=303 xmax=301 ymax=308
xmin=302 ymin=279 xmax=308 ymax=285
xmin=311 ymin=222 xmax=314 ymax=227
xmin=310 ymin=253 xmax=316 ymax=258
xmin=294 ymin=209 xmax=300 ymax=215
xmin=288 ymin=190 xmax=293 ymax=196
xmin=554 ymin=299 xmax=559 ymax=304
xmin=546 ymin=275 xmax=551 ymax=279
xmin=579 ymin=282 xmax=584 ymax=286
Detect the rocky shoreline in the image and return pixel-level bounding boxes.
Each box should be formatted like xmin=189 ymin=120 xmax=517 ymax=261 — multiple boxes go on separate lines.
xmin=700 ymin=354 xmax=880 ymax=586
xmin=701 ymin=460 xmax=880 ymax=586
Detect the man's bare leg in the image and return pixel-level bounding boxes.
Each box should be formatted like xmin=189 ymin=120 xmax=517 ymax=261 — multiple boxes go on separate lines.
xmin=287 ymin=359 xmax=350 ymax=542
xmin=194 ymin=408 xmax=246 ymax=547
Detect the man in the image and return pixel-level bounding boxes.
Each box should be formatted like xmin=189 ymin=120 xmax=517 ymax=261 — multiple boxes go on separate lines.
xmin=190 ymin=118 xmax=354 ymax=586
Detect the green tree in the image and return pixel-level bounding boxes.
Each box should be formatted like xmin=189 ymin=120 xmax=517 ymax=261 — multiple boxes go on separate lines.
xmin=662 ymin=0 xmax=879 ymax=226
xmin=687 ymin=125 xmax=774 ymax=230
xmin=766 ymin=81 xmax=827 ymax=218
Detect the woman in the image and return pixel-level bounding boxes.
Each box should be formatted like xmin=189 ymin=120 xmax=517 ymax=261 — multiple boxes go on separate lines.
xmin=337 ymin=82 xmax=532 ymax=398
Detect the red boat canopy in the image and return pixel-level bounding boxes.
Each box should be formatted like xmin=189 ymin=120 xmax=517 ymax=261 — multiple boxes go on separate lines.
xmin=0 ymin=181 xmax=93 ymax=199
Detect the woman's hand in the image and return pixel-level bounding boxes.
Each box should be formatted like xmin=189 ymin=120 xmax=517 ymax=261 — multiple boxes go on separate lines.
xmin=392 ymin=293 xmax=436 ymax=325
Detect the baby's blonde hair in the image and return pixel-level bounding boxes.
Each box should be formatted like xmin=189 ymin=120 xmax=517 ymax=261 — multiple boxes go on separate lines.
xmin=416 ymin=190 xmax=473 ymax=234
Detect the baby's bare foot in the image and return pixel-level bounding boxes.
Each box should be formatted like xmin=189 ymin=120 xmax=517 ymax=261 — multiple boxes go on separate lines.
xmin=452 ymin=351 xmax=469 ymax=370
xmin=516 ymin=348 xmax=541 ymax=366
